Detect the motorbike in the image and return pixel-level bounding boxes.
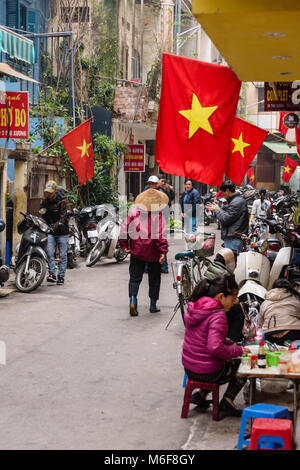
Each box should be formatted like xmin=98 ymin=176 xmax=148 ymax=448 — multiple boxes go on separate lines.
xmin=12 ymin=212 xmax=52 ymax=292
xmin=264 ymin=219 xmax=300 ymax=289
xmin=249 ymin=216 xmax=283 ymax=267
xmin=0 ymin=219 xmax=9 ymax=288
xmin=202 ymin=192 xmax=215 ymax=226
xmin=75 ymin=205 xmax=106 ymax=256
xmin=66 ymin=210 xmax=81 ymax=269
xmin=86 ymin=205 xmax=128 ymax=267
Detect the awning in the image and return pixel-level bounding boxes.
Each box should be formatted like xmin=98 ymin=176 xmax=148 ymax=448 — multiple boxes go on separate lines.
xmin=263 ymin=141 xmax=297 ymax=154
xmin=192 ymin=0 xmax=300 ymax=82
xmin=0 ymin=62 xmax=39 ymax=83
xmin=0 ymin=26 xmax=35 ymax=65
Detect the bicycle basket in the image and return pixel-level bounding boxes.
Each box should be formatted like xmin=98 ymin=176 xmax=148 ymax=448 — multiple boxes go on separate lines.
xmin=185 ymin=233 xmax=215 ymax=257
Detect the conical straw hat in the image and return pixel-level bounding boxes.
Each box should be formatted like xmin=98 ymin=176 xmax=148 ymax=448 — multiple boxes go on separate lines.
xmin=134 ymin=188 xmax=169 ymax=212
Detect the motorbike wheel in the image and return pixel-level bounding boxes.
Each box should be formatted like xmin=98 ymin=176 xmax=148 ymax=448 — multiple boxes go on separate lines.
xmin=178 ymin=265 xmax=192 ymax=325
xmin=85 ymin=241 xmax=106 ymax=267
xmin=114 ymin=247 xmax=129 ymax=263
xmin=15 ymin=256 xmax=47 ymax=293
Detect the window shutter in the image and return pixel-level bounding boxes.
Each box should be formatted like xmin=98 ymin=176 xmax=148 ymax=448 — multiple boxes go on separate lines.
xmin=6 ymin=0 xmax=20 ymax=29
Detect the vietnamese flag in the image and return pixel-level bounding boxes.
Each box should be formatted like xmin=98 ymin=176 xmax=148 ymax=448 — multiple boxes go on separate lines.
xmin=278 ymin=112 xmax=289 ymax=135
xmin=247 ymin=167 xmax=255 ymax=186
xmin=226 ymin=117 xmax=268 ymax=185
xmin=295 ymin=126 xmax=300 ymax=158
xmin=282 ymin=155 xmax=298 ymax=183
xmin=155 ymin=53 xmax=241 ymax=186
xmin=61 ymin=118 xmax=94 ymax=185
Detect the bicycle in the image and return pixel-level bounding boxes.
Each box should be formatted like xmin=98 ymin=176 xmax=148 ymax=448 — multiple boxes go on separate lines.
xmin=165 ymin=230 xmax=216 ymax=329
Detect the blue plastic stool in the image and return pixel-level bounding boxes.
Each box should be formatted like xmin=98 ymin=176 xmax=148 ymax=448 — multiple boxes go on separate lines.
xmin=237 ymin=404 xmax=290 ymax=450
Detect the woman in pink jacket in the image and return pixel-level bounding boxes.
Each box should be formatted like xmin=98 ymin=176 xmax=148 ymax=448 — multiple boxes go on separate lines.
xmin=182 ymin=275 xmax=250 ymax=417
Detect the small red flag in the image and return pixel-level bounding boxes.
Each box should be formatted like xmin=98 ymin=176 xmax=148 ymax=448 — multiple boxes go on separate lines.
xmin=278 ymin=112 xmax=289 ymax=135
xmin=295 ymin=126 xmax=300 ymax=158
xmin=61 ymin=118 xmax=94 ymax=185
xmin=282 ymin=155 xmax=298 ymax=183
xmin=247 ymin=167 xmax=255 ymax=186
xmin=155 ymin=53 xmax=241 ymax=186
xmin=226 ymin=116 xmax=268 ymax=185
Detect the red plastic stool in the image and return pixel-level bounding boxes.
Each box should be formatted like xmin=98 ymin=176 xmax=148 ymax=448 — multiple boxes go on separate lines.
xmin=181 ymin=378 xmax=219 ymax=421
xmin=250 ymin=418 xmax=293 ymax=450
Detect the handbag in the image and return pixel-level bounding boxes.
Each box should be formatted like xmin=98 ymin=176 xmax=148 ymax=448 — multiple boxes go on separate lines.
xmin=241 ymin=302 xmax=257 ymax=340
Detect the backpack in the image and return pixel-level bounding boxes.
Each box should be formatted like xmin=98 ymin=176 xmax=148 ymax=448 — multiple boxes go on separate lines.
xmin=241 ymin=302 xmax=257 ymax=340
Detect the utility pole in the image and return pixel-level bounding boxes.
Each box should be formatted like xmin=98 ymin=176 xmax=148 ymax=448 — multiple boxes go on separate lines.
xmin=174 ymin=0 xmax=181 ymax=206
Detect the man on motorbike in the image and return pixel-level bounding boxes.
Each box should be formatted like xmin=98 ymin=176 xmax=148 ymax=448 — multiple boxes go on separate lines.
xmin=40 ymin=180 xmax=69 ymax=285
xmin=207 ymin=180 xmax=249 ymax=253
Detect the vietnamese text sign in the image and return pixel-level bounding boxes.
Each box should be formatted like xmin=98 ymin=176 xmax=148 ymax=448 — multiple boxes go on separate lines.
xmin=0 ymin=91 xmax=29 ymax=139
xmin=124 ymin=144 xmax=145 ymax=172
xmin=264 ymin=82 xmax=300 ymax=111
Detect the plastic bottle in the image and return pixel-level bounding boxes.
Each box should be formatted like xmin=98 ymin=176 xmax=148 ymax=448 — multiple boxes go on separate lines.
xmin=258 ymin=342 xmax=266 ymax=368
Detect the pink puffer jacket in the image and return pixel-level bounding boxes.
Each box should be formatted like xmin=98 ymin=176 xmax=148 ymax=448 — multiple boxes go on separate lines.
xmin=182 ymin=297 xmax=243 ymax=374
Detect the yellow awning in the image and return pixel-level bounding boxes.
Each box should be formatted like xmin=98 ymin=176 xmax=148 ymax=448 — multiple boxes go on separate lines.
xmin=192 ymin=0 xmax=300 ymax=82
xmin=0 ymin=63 xmax=39 ymax=84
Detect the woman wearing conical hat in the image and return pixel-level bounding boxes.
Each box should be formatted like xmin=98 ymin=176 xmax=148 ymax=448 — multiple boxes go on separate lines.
xmin=119 ymin=189 xmax=169 ymax=317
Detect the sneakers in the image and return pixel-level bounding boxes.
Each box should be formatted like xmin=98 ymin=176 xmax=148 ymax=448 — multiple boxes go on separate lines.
xmin=191 ymin=391 xmax=210 ymax=409
xmin=57 ymin=276 xmax=64 ymax=285
xmin=219 ymin=398 xmax=243 ymax=418
xmin=47 ymin=273 xmax=57 ymax=283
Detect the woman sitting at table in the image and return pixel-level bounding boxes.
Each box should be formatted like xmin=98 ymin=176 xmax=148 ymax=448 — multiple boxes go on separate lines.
xmin=259 ymin=278 xmax=300 ymax=345
xmin=182 ymin=274 xmax=250 ymax=418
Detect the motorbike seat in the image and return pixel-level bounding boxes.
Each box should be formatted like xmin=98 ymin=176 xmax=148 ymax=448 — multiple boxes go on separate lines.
xmin=175 ymin=251 xmax=195 ymax=260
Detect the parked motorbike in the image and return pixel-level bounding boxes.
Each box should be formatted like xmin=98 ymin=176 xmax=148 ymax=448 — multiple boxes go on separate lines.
xmin=66 ymin=210 xmax=81 ymax=269
xmin=202 ymin=192 xmax=215 ymax=226
xmin=12 ymin=212 xmax=52 ymax=292
xmin=249 ymin=216 xmax=283 ymax=267
xmin=86 ymin=205 xmax=128 ymax=267
xmin=75 ymin=205 xmax=103 ymax=256
xmin=0 ymin=219 xmax=9 ymax=288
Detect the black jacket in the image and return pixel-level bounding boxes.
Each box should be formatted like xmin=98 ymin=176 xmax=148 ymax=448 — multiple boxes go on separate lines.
xmin=215 ymin=192 xmax=249 ymax=240
xmin=40 ymin=190 xmax=69 ymax=235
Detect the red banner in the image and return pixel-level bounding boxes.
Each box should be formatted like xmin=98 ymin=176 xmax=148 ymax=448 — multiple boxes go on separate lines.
xmin=0 ymin=91 xmax=29 ymax=139
xmin=124 ymin=144 xmax=145 ymax=172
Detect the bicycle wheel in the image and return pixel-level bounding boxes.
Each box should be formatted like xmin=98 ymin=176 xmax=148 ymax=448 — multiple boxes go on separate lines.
xmin=178 ymin=265 xmax=192 ymax=324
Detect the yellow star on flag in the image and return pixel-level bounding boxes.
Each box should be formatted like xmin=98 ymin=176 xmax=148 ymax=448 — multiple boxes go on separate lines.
xmin=284 ymin=165 xmax=291 ymax=173
xmin=231 ymin=132 xmax=251 ymax=158
xmin=76 ymin=139 xmax=92 ymax=158
xmin=178 ymin=93 xmax=218 ymax=139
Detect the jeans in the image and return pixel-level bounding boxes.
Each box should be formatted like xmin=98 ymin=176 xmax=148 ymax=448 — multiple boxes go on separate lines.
xmin=184 ymin=216 xmax=198 ymax=233
xmin=46 ymin=234 xmax=69 ymax=278
xmin=224 ymin=237 xmax=244 ymax=254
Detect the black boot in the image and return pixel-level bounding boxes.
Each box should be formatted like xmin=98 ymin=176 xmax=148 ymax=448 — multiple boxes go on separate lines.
xmin=150 ymin=298 xmax=160 ymax=313
xmin=219 ymin=398 xmax=242 ymax=418
xmin=129 ymin=296 xmax=138 ymax=316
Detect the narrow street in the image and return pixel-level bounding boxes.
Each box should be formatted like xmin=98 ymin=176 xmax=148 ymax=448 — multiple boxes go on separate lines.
xmin=0 ymin=225 xmax=249 ymax=450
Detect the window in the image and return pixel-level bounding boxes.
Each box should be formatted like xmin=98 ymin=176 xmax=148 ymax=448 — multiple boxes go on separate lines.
xmin=20 ymin=4 xmax=27 ymax=30
xmin=61 ymin=7 xmax=90 ymax=23
xmin=258 ymin=87 xmax=265 ymax=112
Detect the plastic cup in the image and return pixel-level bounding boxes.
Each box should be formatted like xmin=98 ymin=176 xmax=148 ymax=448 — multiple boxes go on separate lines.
xmin=266 ymin=352 xmax=280 ymax=367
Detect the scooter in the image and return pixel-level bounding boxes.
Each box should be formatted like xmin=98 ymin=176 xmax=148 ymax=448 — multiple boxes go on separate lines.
xmin=85 ymin=205 xmax=128 ymax=267
xmin=66 ymin=210 xmax=81 ymax=269
xmin=12 ymin=212 xmax=52 ymax=292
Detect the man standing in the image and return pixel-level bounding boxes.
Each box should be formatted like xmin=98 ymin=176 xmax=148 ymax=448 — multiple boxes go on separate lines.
xmin=181 ymin=179 xmax=201 ymax=233
xmin=40 ymin=180 xmax=69 ymax=285
xmin=249 ymin=188 xmax=272 ymax=226
xmin=144 ymin=175 xmax=160 ymax=191
xmin=207 ymin=180 xmax=249 ymax=254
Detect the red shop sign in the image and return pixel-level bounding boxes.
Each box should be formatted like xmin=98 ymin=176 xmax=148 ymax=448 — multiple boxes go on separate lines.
xmin=0 ymin=91 xmax=29 ymax=139
xmin=124 ymin=144 xmax=145 ymax=172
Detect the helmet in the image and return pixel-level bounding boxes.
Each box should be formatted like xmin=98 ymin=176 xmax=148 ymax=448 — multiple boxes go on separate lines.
xmin=215 ymin=248 xmax=237 ymax=272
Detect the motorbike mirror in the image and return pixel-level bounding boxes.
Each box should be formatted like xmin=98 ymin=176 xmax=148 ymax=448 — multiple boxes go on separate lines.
xmin=39 ymin=208 xmax=46 ymax=215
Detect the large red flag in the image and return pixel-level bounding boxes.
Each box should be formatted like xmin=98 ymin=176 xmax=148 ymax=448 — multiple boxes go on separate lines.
xmin=61 ymin=118 xmax=94 ymax=185
xmin=295 ymin=126 xmax=300 ymax=158
xmin=247 ymin=167 xmax=255 ymax=186
xmin=278 ymin=112 xmax=289 ymax=135
xmin=226 ymin=116 xmax=268 ymax=185
xmin=155 ymin=53 xmax=241 ymax=186
xmin=282 ymin=155 xmax=298 ymax=183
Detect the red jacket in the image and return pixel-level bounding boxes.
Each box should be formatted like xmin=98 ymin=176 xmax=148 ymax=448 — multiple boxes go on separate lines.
xmin=119 ymin=208 xmax=168 ymax=262
xmin=182 ymin=297 xmax=243 ymax=374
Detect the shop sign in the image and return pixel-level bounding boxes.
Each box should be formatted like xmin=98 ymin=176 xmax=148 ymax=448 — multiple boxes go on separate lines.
xmin=283 ymin=112 xmax=299 ymax=128
xmin=124 ymin=144 xmax=145 ymax=172
xmin=264 ymin=82 xmax=300 ymax=111
xmin=0 ymin=91 xmax=29 ymax=139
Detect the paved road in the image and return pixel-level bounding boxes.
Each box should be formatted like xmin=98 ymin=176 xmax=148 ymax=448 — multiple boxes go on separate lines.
xmin=0 ymin=225 xmax=297 ymax=450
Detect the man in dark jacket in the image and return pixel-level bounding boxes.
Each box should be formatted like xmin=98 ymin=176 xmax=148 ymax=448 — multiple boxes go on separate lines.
xmin=40 ymin=180 xmax=69 ymax=285
xmin=181 ymin=179 xmax=201 ymax=232
xmin=207 ymin=180 xmax=249 ymax=253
